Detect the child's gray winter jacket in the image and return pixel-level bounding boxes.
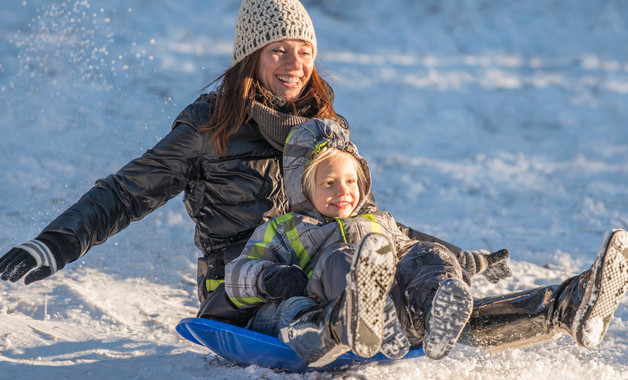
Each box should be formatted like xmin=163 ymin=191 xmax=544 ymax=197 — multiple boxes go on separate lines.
xmin=225 ymin=119 xmax=416 ymax=309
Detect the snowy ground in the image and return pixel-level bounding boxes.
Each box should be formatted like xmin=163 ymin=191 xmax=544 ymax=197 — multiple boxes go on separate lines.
xmin=1 ymin=0 xmax=628 ymax=378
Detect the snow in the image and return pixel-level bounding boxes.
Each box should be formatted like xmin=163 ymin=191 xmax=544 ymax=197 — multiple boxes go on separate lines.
xmin=581 ymin=317 xmax=605 ymax=349
xmin=1 ymin=0 xmax=628 ymax=378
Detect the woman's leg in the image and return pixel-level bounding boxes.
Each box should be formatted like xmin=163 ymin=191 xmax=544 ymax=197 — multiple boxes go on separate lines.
xmin=461 ymin=229 xmax=628 ymax=351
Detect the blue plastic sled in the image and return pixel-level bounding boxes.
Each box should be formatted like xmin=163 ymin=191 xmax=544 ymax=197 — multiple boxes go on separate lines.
xmin=176 ymin=317 xmax=424 ymax=372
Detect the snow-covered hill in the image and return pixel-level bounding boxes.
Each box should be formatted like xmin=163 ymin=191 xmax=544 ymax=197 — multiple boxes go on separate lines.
xmin=1 ymin=1 xmax=627 ymax=378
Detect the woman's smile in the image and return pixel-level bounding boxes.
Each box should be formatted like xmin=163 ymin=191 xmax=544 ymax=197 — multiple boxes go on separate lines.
xmin=257 ymin=40 xmax=314 ymax=101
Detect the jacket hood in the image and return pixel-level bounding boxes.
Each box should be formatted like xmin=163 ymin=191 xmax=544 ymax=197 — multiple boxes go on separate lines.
xmin=283 ymin=118 xmax=372 ymax=216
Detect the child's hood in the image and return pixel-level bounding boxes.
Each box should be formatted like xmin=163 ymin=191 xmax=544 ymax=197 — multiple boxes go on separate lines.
xmin=283 ymin=118 xmax=372 ymax=216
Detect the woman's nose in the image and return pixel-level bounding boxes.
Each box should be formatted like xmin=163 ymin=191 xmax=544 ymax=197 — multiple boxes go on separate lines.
xmin=283 ymin=50 xmax=303 ymax=69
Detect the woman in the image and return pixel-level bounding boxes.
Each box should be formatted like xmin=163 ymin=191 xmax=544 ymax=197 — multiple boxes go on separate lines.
xmin=0 ymin=0 xmax=497 ymax=326
xmin=2 ymin=0 xmax=623 ymax=364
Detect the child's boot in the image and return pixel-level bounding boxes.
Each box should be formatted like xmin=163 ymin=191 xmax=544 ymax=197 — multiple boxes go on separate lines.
xmin=379 ymin=295 xmax=410 ymax=359
xmin=422 ymin=278 xmax=474 ymax=360
xmin=280 ymin=233 xmax=397 ymax=366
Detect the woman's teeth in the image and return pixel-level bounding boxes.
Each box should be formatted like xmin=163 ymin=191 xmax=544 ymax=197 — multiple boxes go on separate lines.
xmin=277 ymin=75 xmax=299 ymax=83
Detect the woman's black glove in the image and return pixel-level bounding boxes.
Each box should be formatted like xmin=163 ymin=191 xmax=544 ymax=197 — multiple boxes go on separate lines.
xmin=0 ymin=239 xmax=61 ymax=285
xmin=459 ymin=248 xmax=511 ymax=284
xmin=258 ymin=264 xmax=308 ymax=304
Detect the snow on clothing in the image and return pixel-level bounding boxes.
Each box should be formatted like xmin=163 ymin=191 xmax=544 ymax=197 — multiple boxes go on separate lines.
xmin=31 ymin=89 xmax=463 ymax=326
xmin=225 ymin=119 xmax=467 ymax=348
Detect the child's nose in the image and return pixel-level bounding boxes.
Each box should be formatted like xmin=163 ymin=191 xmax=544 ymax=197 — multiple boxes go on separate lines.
xmin=337 ymin=183 xmax=349 ymax=195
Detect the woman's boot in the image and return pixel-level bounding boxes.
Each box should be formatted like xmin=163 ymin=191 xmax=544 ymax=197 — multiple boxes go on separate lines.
xmin=461 ymin=229 xmax=628 ymax=350
xmin=279 ymin=233 xmax=397 ymax=367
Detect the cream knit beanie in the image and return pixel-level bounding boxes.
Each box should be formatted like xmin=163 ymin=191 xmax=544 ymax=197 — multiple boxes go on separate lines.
xmin=232 ymin=0 xmax=317 ymax=66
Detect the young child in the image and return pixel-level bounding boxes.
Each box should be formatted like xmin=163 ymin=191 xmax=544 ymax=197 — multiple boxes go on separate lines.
xmin=225 ymin=118 xmax=628 ymax=367
xmin=225 ymin=118 xmax=475 ymax=365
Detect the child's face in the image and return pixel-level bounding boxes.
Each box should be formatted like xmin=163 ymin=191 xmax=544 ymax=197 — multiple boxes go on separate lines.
xmin=312 ymin=153 xmax=360 ymax=218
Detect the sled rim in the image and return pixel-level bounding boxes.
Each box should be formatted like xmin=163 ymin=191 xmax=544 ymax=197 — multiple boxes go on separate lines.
xmin=176 ymin=317 xmax=424 ymax=372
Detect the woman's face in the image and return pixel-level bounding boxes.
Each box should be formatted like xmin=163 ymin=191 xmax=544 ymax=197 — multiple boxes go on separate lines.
xmin=256 ymin=39 xmax=314 ymax=101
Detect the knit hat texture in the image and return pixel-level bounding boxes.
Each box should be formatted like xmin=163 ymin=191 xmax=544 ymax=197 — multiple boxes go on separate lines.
xmin=232 ymin=0 xmax=317 ymax=65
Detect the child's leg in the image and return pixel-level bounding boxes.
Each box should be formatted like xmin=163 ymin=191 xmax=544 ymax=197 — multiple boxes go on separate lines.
xmin=280 ymin=233 xmax=398 ymax=366
xmin=422 ymin=278 xmax=473 ymax=359
xmin=394 ymin=241 xmax=473 ymax=359
xmin=247 ymin=241 xmax=387 ymax=340
xmin=247 ymin=296 xmax=317 ymax=337
xmin=307 ymin=240 xmax=410 ymax=359
xmin=306 ymin=243 xmax=354 ymax=303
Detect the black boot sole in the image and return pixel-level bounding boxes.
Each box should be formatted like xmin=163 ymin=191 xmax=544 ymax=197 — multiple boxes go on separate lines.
xmin=380 ymin=296 xmax=410 ymax=359
xmin=423 ymin=278 xmax=473 ymax=360
xmin=347 ymin=233 xmax=397 ymax=358
xmin=574 ymin=229 xmax=628 ymax=347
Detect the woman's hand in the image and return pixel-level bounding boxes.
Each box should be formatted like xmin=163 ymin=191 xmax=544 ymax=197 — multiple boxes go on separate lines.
xmin=460 ymin=249 xmax=512 ymax=283
xmin=0 ymin=240 xmax=58 ymax=284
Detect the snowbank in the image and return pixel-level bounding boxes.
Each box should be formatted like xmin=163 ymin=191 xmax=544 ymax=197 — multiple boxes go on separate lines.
xmin=1 ymin=1 xmax=627 ymax=378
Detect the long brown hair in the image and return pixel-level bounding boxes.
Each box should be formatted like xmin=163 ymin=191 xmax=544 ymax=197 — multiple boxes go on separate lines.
xmin=203 ymin=49 xmax=340 ymax=155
